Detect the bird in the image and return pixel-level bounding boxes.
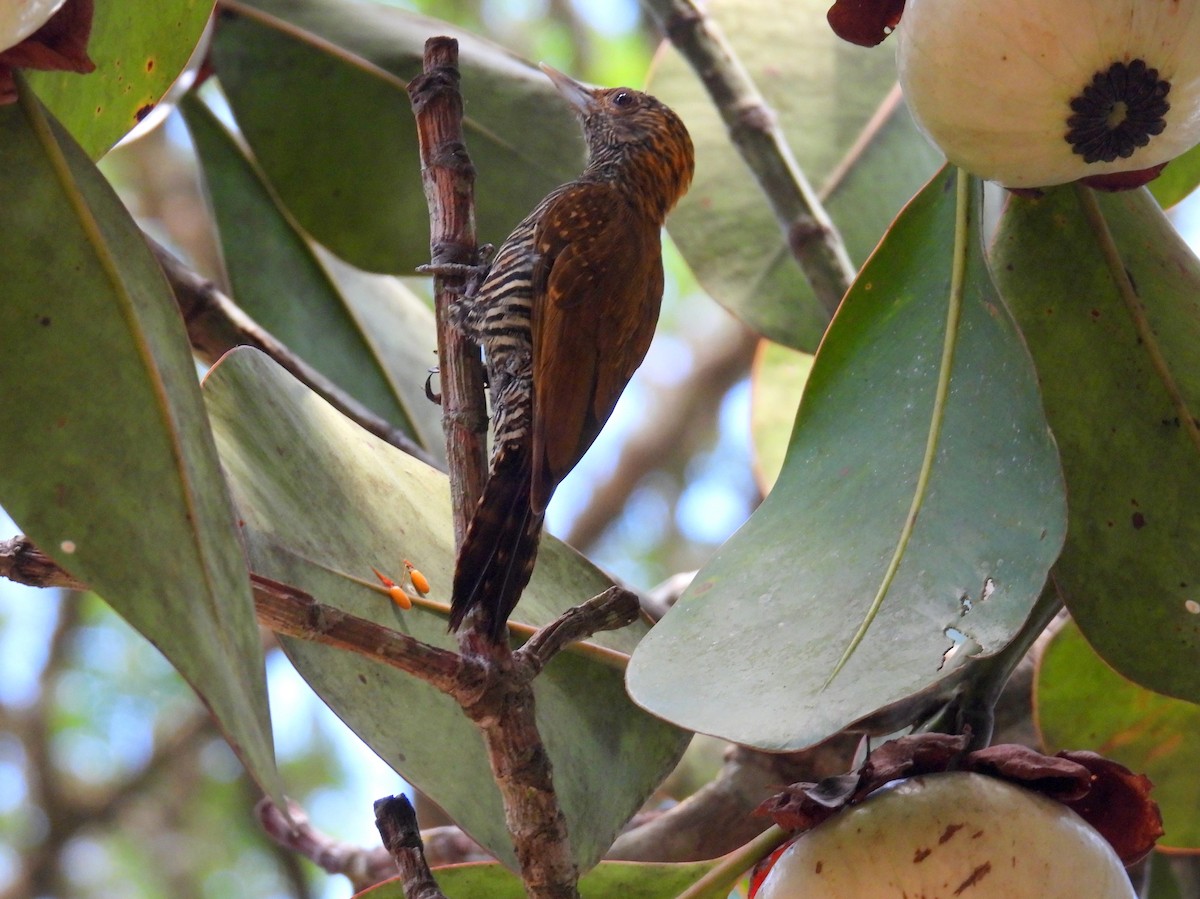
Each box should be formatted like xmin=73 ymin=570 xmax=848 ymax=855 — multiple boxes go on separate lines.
xmin=448 ymin=64 xmax=694 ymax=641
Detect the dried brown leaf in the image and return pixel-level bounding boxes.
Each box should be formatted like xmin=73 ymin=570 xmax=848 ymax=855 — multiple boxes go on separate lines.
xmin=1057 ymin=751 xmax=1163 ymax=866
xmin=857 ymin=732 xmax=968 ymax=789
xmin=755 ymin=773 xmax=860 ymax=831
xmin=964 ymin=743 xmax=1092 ymax=802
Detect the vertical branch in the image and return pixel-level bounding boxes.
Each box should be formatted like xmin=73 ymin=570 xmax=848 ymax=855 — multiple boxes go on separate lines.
xmin=407 ymin=39 xmax=579 ymax=899
xmin=640 ymin=0 xmax=856 ymax=316
xmin=408 ymin=38 xmax=489 ymax=546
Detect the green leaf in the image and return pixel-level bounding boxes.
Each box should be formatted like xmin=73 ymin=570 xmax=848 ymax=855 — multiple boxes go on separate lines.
xmin=648 ymin=0 xmax=942 ymax=349
xmin=627 ymin=168 xmax=1066 ymax=750
xmin=353 ymin=860 xmax=724 ymax=899
xmin=0 ymin=87 xmax=278 ymax=798
xmin=202 ymin=348 xmax=689 ymax=872
xmin=1036 ymin=620 xmax=1200 ymax=851
xmin=1148 ymin=142 xmax=1200 ymax=209
xmin=750 ymin=342 xmax=813 ymax=493
xmin=179 ymin=92 xmax=443 ymax=456
xmin=992 ymin=186 xmax=1200 ymax=703
xmin=211 ymin=0 xmax=583 ymax=273
xmin=28 ymin=0 xmax=214 ymax=158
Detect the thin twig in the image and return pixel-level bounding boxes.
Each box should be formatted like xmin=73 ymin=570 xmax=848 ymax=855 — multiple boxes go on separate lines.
xmin=374 ymin=795 xmax=448 ymax=899
xmin=0 ymin=536 xmax=86 ymax=589
xmin=149 ymin=236 xmax=441 ymax=467
xmin=640 ymin=0 xmax=856 ymax=316
xmin=516 ymin=587 xmax=641 ymax=675
xmin=249 ymin=574 xmax=464 ymax=693
xmin=257 ymin=798 xmax=402 ymax=892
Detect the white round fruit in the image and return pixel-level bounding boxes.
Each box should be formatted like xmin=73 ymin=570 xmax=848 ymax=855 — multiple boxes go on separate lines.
xmin=0 ymin=0 xmax=68 ymax=55
xmin=895 ymin=0 xmax=1200 ymax=188
xmin=755 ymin=772 xmax=1134 ymax=899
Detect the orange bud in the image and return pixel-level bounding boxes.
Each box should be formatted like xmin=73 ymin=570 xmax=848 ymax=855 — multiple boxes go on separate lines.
xmin=387 ymin=586 xmax=413 ymax=610
xmin=404 ymin=560 xmax=430 ymax=596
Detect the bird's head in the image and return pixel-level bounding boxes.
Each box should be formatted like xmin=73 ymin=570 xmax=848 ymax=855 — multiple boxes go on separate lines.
xmin=540 ymin=63 xmax=694 ymax=219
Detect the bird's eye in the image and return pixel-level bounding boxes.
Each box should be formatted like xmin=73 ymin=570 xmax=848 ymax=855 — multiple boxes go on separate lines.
xmin=612 ymin=90 xmax=634 ymax=108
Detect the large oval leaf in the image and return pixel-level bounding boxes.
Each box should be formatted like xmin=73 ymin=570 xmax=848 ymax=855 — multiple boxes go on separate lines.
xmin=1036 ymin=620 xmax=1200 ymax=852
xmin=993 ymin=186 xmax=1200 ymax=703
xmin=180 ymin=92 xmax=443 ymax=456
xmin=0 ymin=88 xmax=278 ymax=797
xmin=211 ymin=0 xmax=582 ymax=273
xmin=648 ymin=0 xmax=942 ymax=349
xmin=628 ymin=168 xmax=1066 ymax=750
xmin=203 ymin=348 xmax=689 ymax=873
xmin=28 ymin=0 xmax=214 ymax=157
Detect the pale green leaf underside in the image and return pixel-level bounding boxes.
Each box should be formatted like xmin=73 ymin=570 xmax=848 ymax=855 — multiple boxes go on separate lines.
xmin=181 ymin=92 xmax=443 ymax=457
xmin=202 ymin=349 xmax=688 ymax=872
xmin=355 ymin=859 xmax=723 ymax=899
xmin=212 ymin=0 xmax=583 ymax=274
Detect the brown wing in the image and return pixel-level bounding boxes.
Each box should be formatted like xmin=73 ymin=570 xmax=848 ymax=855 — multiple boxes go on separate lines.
xmin=529 ymin=182 xmax=664 ymax=513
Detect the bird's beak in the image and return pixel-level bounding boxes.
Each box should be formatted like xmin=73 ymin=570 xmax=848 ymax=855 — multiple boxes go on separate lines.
xmin=539 ymin=63 xmax=597 ymax=115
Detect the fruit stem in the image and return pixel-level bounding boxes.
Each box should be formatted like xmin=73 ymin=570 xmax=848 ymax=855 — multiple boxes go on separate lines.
xmin=675 ymin=824 xmax=791 ymax=899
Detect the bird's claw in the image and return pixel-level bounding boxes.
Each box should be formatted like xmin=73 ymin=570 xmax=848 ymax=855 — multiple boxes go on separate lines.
xmin=424 ymin=368 xmax=442 ymax=405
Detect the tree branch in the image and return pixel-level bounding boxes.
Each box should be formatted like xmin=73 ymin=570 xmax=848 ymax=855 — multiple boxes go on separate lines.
xmin=408 ymin=38 xmax=581 ymax=899
xmin=516 ymin=587 xmax=641 ymax=676
xmin=149 ymin=236 xmax=440 ymax=468
xmin=407 ymin=38 xmax=488 ymax=546
xmin=257 ymin=797 xmax=404 ymax=893
xmin=609 ymin=735 xmax=860 ymax=862
xmin=640 ymin=0 xmax=855 ymax=316
xmin=374 ymin=794 xmax=448 ymax=899
xmin=249 ymin=574 xmax=465 ymax=693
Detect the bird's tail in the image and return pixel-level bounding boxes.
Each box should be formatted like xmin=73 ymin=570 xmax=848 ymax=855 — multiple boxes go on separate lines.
xmin=450 ymin=443 xmax=545 ymax=641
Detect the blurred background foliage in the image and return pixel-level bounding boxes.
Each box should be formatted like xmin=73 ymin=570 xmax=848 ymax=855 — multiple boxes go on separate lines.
xmin=5 ymin=0 xmax=1200 ymax=896
xmin=0 ymin=1 xmax=753 ymax=896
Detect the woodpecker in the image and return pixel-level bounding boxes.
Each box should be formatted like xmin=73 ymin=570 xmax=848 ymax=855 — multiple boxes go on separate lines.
xmin=449 ymin=64 xmax=694 ymax=641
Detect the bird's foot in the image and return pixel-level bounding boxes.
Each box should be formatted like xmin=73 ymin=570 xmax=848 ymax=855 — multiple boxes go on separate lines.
xmin=417 ymin=243 xmax=495 ymax=293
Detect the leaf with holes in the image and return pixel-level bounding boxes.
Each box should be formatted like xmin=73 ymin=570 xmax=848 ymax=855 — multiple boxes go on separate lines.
xmin=628 ymin=168 xmax=1066 ymax=750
